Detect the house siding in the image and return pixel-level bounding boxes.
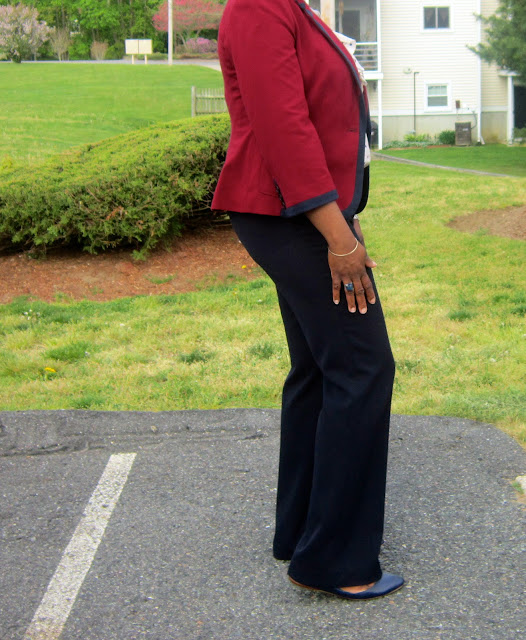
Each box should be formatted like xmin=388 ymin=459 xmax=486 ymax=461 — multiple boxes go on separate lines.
xmin=480 ymin=0 xmax=507 ymax=109
xmin=317 ymin=0 xmax=511 ymax=143
xmin=479 ymin=0 xmax=509 ymax=141
xmin=378 ymin=1 xmax=481 ymax=142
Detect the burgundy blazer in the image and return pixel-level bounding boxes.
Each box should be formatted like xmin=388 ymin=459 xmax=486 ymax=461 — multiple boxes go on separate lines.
xmin=211 ymin=0 xmax=371 ymax=218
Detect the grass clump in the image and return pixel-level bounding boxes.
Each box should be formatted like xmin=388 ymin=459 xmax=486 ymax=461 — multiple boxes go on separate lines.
xmin=45 ymin=341 xmax=93 ymax=363
xmin=178 ymin=349 xmax=215 ymax=364
xmin=247 ymin=341 xmax=282 ymax=360
xmin=0 ymin=114 xmax=230 ymax=258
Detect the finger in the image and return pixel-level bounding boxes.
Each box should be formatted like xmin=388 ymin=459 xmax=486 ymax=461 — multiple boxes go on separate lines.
xmin=344 ymin=282 xmax=357 ymax=313
xmin=361 ymin=273 xmax=376 ymax=305
xmin=352 ymin=279 xmax=368 ymax=314
xmin=365 ymin=255 xmax=377 ymax=268
xmin=332 ymin=277 xmax=341 ymax=305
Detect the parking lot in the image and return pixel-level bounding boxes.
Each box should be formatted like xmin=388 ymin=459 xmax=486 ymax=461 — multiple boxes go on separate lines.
xmin=1 ymin=409 xmax=525 ymax=640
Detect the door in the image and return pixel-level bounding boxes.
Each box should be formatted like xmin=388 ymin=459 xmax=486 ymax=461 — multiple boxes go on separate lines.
xmin=514 ymin=85 xmax=526 ymax=130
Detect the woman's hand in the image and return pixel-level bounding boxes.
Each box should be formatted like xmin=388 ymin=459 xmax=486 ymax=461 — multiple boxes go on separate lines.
xmin=306 ymin=202 xmax=377 ymax=314
xmin=328 ymin=241 xmax=377 ymax=313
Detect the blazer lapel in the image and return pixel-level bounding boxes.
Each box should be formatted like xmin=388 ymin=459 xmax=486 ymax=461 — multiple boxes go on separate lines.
xmin=295 ymin=1 xmax=363 ymax=90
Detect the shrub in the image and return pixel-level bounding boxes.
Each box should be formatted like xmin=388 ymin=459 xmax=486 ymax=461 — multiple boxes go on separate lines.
xmin=106 ymin=41 xmax=125 ymax=60
xmin=0 ymin=114 xmax=231 ymax=258
xmin=49 ymin=27 xmax=71 ymax=61
xmin=383 ymin=139 xmax=431 ymax=149
xmin=404 ymin=133 xmax=432 ymax=143
xmin=69 ymin=35 xmax=90 ymax=60
xmin=0 ymin=3 xmax=50 ymax=63
xmin=437 ymin=129 xmax=456 ymax=145
xmin=383 ymin=132 xmax=434 ymax=149
xmin=514 ymin=126 xmax=526 ymax=140
xmin=90 ymin=41 xmax=108 ymax=60
xmin=184 ymin=37 xmax=218 ymax=54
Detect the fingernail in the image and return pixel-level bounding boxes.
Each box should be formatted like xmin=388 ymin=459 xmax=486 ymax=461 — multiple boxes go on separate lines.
xmin=350 ymin=307 xmax=356 ymax=313
xmin=333 ymin=299 xmax=339 ymax=305
xmin=360 ymin=308 xmax=367 ymax=314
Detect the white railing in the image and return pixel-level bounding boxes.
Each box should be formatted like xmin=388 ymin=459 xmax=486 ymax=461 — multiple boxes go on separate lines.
xmin=354 ymin=42 xmax=378 ymax=71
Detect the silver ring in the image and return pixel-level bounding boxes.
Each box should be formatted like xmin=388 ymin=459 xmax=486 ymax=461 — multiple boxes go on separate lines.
xmin=344 ymin=282 xmax=354 ymax=292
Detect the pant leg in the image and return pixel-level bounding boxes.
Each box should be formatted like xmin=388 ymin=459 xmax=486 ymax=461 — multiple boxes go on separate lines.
xmin=229 ymin=212 xmax=395 ymax=588
xmin=273 ymin=290 xmax=323 ymax=560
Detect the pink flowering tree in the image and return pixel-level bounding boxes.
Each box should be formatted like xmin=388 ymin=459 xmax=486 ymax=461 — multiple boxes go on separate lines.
xmin=0 ymin=3 xmax=51 ymax=63
xmin=153 ymin=0 xmax=224 ymax=46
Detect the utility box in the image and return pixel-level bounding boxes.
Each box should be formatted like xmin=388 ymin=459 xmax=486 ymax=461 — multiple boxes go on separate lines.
xmin=455 ymin=122 xmax=472 ymax=146
xmin=370 ymin=120 xmax=379 ymax=148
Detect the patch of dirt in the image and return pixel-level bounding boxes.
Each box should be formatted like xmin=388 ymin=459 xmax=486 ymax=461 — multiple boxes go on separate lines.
xmin=0 ymin=207 xmax=523 ymax=305
xmin=0 ymin=225 xmax=258 ymax=304
xmin=448 ymin=205 xmax=526 ymax=241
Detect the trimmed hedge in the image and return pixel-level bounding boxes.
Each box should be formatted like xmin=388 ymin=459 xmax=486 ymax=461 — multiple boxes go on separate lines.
xmin=0 ymin=114 xmax=230 ymax=257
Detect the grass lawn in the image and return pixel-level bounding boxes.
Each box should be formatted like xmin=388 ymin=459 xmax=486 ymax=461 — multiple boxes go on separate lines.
xmin=1 ymin=162 xmax=525 ymax=447
xmin=379 ymin=145 xmax=526 ymax=177
xmin=0 ymin=63 xmax=223 ymax=164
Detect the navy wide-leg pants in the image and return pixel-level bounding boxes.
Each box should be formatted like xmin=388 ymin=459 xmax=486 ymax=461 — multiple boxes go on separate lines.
xmin=229 ymin=212 xmax=395 ymax=589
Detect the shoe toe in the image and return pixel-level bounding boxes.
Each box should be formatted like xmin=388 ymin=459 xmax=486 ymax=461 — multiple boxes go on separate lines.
xmin=332 ymin=571 xmax=404 ymax=600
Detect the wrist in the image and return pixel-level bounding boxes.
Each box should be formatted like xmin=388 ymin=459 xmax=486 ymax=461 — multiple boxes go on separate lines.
xmin=305 ymin=202 xmax=356 ymax=252
xmin=327 ymin=232 xmax=358 ymax=254
xmin=325 ymin=227 xmax=356 ymax=253
xmin=328 ymin=237 xmax=360 ymax=257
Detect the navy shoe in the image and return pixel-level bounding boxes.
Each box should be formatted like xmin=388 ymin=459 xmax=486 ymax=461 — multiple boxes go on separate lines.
xmin=289 ymin=571 xmax=405 ymax=600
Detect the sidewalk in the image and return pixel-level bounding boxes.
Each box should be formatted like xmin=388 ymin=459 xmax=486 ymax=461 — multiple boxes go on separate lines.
xmin=16 ymin=58 xmax=222 ymax=72
xmin=1 ymin=409 xmax=524 ymax=640
xmin=372 ymin=152 xmax=517 ymax=177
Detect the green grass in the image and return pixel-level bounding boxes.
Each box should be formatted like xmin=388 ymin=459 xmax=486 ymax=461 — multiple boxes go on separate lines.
xmin=1 ymin=162 xmax=525 ymax=447
xmin=379 ymin=145 xmax=526 ymax=177
xmin=0 ymin=63 xmax=223 ymax=165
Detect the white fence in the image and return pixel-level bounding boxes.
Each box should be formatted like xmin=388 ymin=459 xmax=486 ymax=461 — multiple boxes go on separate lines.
xmin=191 ymin=87 xmax=227 ymax=117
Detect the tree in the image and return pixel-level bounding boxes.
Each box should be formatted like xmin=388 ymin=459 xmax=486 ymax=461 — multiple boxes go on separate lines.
xmin=0 ymin=3 xmax=50 ymax=62
xmin=153 ymin=0 xmax=224 ymax=46
xmin=471 ymin=0 xmax=526 ymax=82
xmin=49 ymin=25 xmax=71 ymax=60
xmin=17 ymin=1 xmax=162 ymax=58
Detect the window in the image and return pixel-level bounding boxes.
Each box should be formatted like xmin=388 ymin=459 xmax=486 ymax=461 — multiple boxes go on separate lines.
xmin=424 ymin=6 xmax=450 ymax=29
xmin=426 ymin=84 xmax=449 ymax=109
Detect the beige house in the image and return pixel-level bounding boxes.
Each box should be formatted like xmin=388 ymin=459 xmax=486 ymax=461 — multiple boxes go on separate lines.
xmin=311 ymin=0 xmax=523 ymax=148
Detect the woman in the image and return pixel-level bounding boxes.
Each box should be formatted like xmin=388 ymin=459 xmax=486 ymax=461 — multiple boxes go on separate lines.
xmin=212 ymin=0 xmax=404 ymax=599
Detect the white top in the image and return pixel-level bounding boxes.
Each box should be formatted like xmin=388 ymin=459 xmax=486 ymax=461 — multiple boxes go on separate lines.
xmin=333 ymin=31 xmax=371 ymax=167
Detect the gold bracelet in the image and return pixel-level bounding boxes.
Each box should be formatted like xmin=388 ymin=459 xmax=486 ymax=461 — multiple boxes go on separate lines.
xmin=328 ymin=238 xmax=359 ymax=257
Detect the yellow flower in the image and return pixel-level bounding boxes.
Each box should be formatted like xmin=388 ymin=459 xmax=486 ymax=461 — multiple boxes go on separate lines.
xmin=44 ymin=367 xmax=56 ymax=373
xmin=242 ymin=265 xmax=247 ymax=269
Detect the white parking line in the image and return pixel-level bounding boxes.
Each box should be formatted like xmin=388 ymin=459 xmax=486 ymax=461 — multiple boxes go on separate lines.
xmin=23 ymin=452 xmax=137 ymax=640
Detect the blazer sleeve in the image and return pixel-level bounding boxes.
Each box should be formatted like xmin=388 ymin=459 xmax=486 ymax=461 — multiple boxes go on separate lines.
xmin=224 ymin=0 xmax=338 ymax=217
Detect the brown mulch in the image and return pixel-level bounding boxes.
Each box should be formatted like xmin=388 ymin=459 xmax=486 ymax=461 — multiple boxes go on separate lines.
xmin=0 ymin=225 xmax=258 ymax=304
xmin=0 ymin=207 xmax=523 ymax=305
xmin=447 ymin=205 xmax=526 ymax=241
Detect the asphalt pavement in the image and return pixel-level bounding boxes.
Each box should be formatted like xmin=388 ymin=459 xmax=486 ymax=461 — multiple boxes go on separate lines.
xmin=1 ymin=409 xmax=525 ymax=640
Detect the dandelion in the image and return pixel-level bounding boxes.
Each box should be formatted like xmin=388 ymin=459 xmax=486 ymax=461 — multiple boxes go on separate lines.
xmin=44 ymin=367 xmax=56 ymax=373
xmin=242 ymin=265 xmax=247 ymax=269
